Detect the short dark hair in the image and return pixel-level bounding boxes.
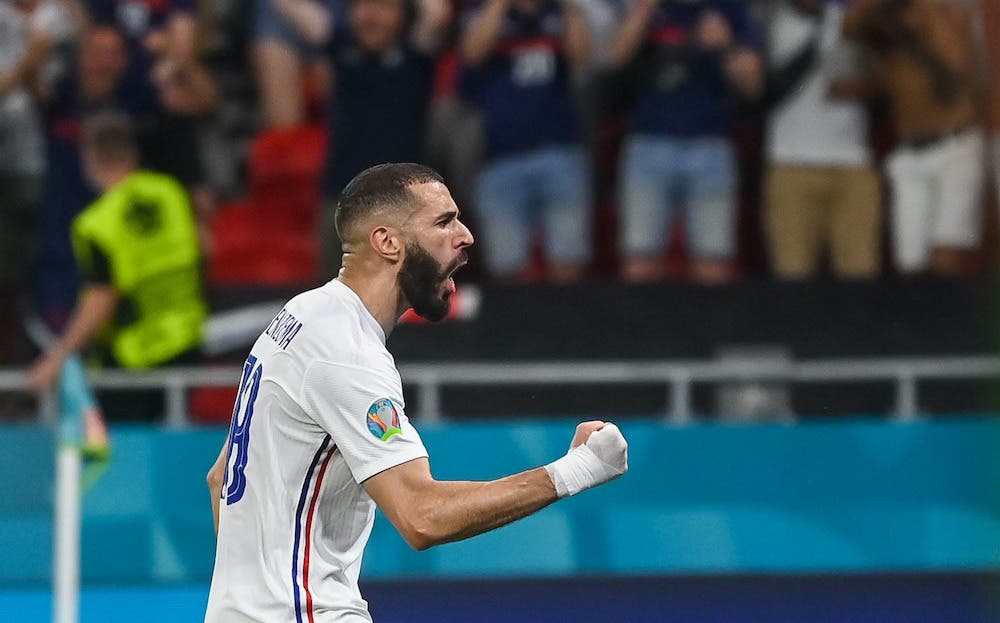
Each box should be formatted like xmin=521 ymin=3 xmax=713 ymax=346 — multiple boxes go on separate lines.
xmin=81 ymin=110 xmax=138 ymax=164
xmin=335 ymin=163 xmax=444 ymax=239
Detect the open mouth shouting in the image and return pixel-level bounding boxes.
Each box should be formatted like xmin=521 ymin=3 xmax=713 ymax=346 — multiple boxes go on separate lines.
xmin=442 ymin=252 xmax=469 ymax=297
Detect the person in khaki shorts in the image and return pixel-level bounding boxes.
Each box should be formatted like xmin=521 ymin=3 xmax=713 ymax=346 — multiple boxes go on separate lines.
xmin=844 ymin=0 xmax=986 ymax=276
xmin=763 ymin=0 xmax=881 ymax=280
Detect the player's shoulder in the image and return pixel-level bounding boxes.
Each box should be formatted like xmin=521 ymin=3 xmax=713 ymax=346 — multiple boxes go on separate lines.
xmin=279 ymin=280 xmax=392 ymax=367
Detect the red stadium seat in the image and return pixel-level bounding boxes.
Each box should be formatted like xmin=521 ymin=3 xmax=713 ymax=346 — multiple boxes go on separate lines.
xmin=189 ymin=386 xmax=238 ymax=424
xmin=207 ymin=199 xmax=319 ymax=286
xmin=248 ymin=125 xmax=326 ymax=209
xmin=206 ymin=125 xmax=328 ymax=287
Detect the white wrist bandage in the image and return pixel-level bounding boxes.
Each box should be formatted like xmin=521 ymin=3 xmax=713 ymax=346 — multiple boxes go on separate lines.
xmin=544 ymin=424 xmax=628 ymax=498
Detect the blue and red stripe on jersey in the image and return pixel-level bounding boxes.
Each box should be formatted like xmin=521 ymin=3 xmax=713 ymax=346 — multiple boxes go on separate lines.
xmin=292 ymin=435 xmax=338 ymax=623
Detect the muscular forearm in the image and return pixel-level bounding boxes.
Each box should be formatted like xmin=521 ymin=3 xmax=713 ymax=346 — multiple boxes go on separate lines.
xmin=460 ymin=0 xmax=512 ymax=66
xmin=411 ymin=469 xmax=558 ymax=549
xmin=367 ymin=423 xmax=627 ymax=552
xmin=608 ymin=0 xmax=656 ymax=68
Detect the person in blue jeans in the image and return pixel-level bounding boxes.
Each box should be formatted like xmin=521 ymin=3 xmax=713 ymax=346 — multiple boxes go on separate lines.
xmin=609 ymin=0 xmax=761 ymax=283
xmin=459 ymin=0 xmax=593 ymax=282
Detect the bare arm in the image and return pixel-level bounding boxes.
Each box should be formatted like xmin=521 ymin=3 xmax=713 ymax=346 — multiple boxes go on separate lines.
xmin=162 ymin=11 xmax=200 ymax=65
xmin=364 ymin=421 xmax=617 ymax=550
xmin=28 ymin=285 xmax=118 ymax=392
xmin=0 ymin=24 xmax=56 ymax=96
xmin=411 ymin=0 xmax=453 ymax=55
xmin=460 ymin=0 xmax=513 ymax=66
xmin=207 ymin=436 xmax=229 ymax=534
xmin=560 ymin=0 xmax=592 ymax=69
xmin=144 ymin=13 xmax=218 ymax=114
xmin=153 ymin=56 xmax=219 ymax=114
xmin=724 ymin=48 xmax=762 ymax=99
xmin=607 ymin=0 xmax=656 ymax=69
xmin=272 ymin=0 xmax=334 ymax=46
xmin=365 ymin=458 xmax=557 ymax=550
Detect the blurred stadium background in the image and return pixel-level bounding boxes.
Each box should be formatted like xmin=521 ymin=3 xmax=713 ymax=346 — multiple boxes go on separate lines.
xmin=2 ymin=0 xmax=1000 ymax=621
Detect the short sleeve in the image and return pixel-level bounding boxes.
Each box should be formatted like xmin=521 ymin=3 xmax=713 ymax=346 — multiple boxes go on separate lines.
xmin=302 ymin=360 xmax=428 ymax=483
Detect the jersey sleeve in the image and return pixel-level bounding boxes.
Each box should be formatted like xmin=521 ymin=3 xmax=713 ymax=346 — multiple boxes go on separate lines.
xmin=301 ymin=360 xmax=428 ymax=483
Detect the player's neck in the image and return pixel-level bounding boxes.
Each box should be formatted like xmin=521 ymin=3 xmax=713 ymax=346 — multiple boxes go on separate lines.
xmin=336 ymin=268 xmax=401 ymax=338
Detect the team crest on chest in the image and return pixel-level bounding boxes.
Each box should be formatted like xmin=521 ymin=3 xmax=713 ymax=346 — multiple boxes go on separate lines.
xmin=367 ymin=398 xmax=402 ymax=441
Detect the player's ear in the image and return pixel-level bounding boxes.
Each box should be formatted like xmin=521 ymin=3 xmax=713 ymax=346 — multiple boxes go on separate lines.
xmin=370 ymin=225 xmax=403 ymax=263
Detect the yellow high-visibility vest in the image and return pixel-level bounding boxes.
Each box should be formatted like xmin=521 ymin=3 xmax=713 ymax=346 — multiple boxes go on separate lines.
xmin=72 ymin=170 xmax=206 ymax=368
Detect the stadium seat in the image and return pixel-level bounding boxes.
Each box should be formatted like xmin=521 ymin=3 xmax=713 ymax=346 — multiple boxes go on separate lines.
xmin=189 ymin=386 xmax=238 ymax=424
xmin=207 ymin=126 xmax=326 ymax=287
xmin=248 ymin=125 xmax=326 ymax=212
xmin=249 ymin=126 xmax=326 ymax=189
xmin=208 ymin=199 xmax=319 ymax=286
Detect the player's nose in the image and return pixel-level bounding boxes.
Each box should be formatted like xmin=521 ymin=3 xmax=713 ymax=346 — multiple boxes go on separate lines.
xmin=456 ymin=219 xmax=474 ymax=249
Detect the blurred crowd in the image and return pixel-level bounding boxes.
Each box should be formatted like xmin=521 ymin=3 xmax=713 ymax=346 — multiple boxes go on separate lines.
xmin=1 ymin=0 xmax=999 ymax=361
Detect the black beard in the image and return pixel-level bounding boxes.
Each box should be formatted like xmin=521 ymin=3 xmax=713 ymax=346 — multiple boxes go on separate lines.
xmin=398 ymin=242 xmax=452 ymax=322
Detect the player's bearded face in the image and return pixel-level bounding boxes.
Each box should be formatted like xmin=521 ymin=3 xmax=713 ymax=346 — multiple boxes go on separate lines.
xmin=398 ymin=241 xmax=465 ymax=322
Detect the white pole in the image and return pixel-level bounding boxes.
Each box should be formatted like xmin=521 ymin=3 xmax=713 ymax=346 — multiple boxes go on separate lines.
xmin=53 ymin=444 xmax=82 ymax=623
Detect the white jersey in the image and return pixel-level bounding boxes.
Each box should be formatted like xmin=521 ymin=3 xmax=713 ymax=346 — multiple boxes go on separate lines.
xmin=205 ymin=279 xmax=428 ymax=623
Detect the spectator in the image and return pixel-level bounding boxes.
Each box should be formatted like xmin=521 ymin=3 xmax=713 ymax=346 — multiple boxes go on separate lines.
xmin=609 ymin=0 xmax=761 ymax=284
xmin=0 ymin=0 xmax=74 ymax=367
xmin=86 ymin=0 xmax=218 ymax=222
xmin=28 ymin=112 xmax=207 ymax=421
xmin=762 ymin=0 xmax=881 ymax=280
xmin=320 ymin=0 xmax=451 ymax=275
xmin=86 ymin=0 xmax=216 ymax=114
xmin=844 ymin=0 xmax=986 ymax=276
xmin=253 ymin=0 xmax=334 ymax=128
xmin=459 ymin=0 xmax=593 ymax=282
xmin=35 ymin=25 xmax=129 ymax=331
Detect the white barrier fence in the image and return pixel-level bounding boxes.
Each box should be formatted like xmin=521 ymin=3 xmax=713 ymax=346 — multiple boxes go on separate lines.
xmin=3 ymin=356 xmax=1000 ymax=426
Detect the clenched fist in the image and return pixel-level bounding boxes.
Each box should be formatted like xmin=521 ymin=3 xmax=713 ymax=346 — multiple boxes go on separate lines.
xmin=545 ymin=421 xmax=629 ymax=498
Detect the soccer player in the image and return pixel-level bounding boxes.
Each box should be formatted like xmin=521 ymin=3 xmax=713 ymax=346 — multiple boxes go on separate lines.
xmin=204 ymin=163 xmax=628 ymax=622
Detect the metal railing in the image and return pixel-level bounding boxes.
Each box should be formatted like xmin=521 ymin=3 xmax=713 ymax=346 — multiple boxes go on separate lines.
xmin=3 ymin=356 xmax=1000 ymax=427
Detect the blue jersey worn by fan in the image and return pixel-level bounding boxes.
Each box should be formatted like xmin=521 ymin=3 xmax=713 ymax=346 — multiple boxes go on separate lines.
xmin=625 ymin=0 xmax=756 ymax=137
xmin=458 ymin=0 xmax=581 ymax=159
xmin=457 ymin=0 xmax=592 ymax=279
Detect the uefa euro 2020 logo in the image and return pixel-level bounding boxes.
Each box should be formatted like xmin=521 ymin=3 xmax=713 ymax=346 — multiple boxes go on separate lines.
xmin=367 ymin=398 xmax=402 ymax=441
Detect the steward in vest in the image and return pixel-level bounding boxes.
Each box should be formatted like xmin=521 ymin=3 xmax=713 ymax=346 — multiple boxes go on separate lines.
xmin=28 ymin=111 xmax=206 ymax=395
